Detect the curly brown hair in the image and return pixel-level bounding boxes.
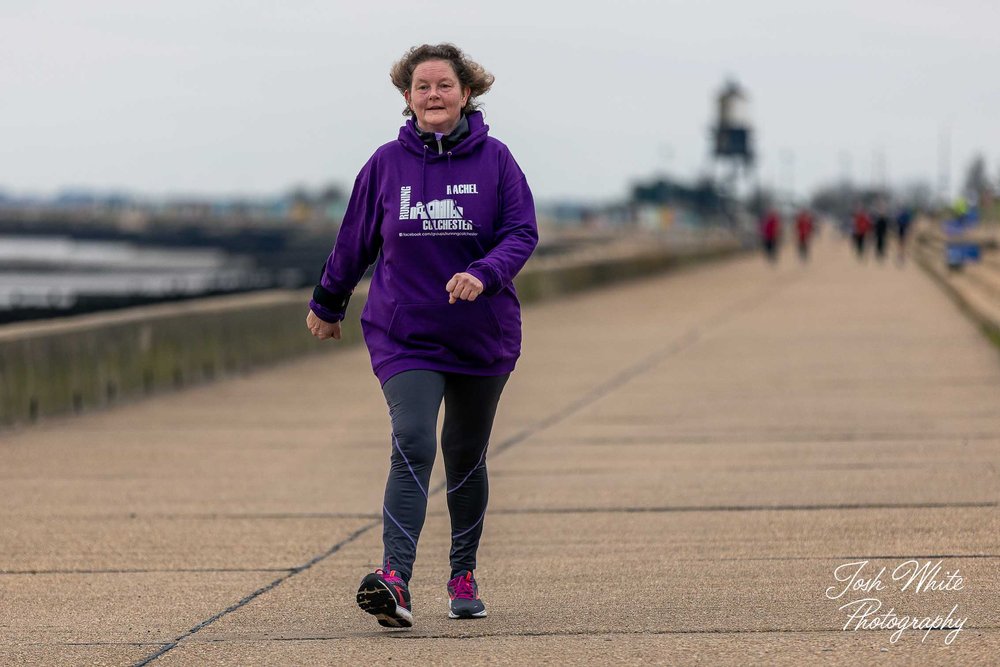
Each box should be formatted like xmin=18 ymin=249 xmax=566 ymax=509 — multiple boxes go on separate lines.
xmin=389 ymin=43 xmax=495 ymax=117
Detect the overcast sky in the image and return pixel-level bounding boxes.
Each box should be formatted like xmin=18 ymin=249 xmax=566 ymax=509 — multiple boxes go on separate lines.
xmin=2 ymin=0 xmax=998 ymax=203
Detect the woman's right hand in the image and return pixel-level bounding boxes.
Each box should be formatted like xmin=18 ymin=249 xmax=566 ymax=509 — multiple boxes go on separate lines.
xmin=306 ymin=310 xmax=342 ymax=341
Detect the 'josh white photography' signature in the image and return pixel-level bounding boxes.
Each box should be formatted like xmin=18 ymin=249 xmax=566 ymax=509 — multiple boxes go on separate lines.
xmin=825 ymin=560 xmax=968 ymax=644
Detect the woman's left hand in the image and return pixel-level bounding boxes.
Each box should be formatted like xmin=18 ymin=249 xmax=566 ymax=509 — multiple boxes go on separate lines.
xmin=446 ymin=272 xmax=484 ymax=304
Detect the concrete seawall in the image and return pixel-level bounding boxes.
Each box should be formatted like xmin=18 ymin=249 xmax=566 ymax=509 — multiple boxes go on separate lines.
xmin=0 ymin=236 xmax=742 ymax=428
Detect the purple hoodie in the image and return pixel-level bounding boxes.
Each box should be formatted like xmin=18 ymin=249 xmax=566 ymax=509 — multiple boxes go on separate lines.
xmin=309 ymin=111 xmax=538 ymax=385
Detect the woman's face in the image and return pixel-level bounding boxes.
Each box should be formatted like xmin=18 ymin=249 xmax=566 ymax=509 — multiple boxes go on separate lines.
xmin=405 ymin=59 xmax=469 ymax=134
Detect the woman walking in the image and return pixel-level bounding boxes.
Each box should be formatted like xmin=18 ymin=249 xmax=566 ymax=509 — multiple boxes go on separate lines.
xmin=760 ymin=208 xmax=781 ymax=263
xmin=852 ymin=205 xmax=871 ymax=260
xmin=306 ymin=43 xmax=538 ymax=628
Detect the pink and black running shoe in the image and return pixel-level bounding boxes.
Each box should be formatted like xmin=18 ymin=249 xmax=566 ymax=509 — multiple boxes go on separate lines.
xmin=447 ymin=570 xmax=487 ymax=619
xmin=356 ymin=568 xmax=413 ymax=628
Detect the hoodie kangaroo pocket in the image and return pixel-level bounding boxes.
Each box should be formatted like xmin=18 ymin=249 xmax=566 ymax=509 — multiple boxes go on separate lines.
xmin=387 ymin=300 xmax=503 ymax=366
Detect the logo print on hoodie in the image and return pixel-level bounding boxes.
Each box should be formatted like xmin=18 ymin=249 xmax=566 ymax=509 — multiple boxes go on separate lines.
xmin=398 ymin=186 xmax=474 ymax=232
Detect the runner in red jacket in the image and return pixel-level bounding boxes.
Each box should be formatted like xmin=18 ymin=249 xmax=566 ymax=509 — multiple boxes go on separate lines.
xmin=795 ymin=209 xmax=815 ymax=262
xmin=852 ymin=207 xmax=871 ymax=259
xmin=760 ymin=209 xmax=781 ymax=263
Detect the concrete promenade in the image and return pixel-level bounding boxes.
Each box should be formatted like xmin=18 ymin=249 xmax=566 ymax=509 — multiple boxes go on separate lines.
xmin=2 ymin=232 xmax=998 ymax=665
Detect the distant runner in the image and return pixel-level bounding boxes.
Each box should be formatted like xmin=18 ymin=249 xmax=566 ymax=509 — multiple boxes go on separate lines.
xmin=795 ymin=208 xmax=815 ymax=262
xmin=852 ymin=206 xmax=871 ymax=260
xmin=761 ymin=208 xmax=782 ymax=263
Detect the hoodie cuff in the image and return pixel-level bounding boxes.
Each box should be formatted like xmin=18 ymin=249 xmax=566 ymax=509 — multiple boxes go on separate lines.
xmin=313 ymin=284 xmax=351 ymax=311
xmin=310 ymin=284 xmax=351 ymax=322
xmin=308 ymin=300 xmax=345 ymax=324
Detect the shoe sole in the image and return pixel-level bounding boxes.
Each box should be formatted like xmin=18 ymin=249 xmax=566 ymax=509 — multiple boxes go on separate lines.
xmin=357 ymin=576 xmax=413 ymax=628
xmin=448 ymin=605 xmax=488 ymax=619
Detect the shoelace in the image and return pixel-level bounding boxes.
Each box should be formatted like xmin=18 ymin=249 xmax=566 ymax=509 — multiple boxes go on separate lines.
xmin=449 ymin=572 xmax=476 ymax=599
xmin=377 ymin=568 xmax=405 ymax=586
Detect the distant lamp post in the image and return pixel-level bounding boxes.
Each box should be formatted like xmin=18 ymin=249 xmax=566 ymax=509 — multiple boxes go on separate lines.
xmin=780 ymin=149 xmax=795 ymax=205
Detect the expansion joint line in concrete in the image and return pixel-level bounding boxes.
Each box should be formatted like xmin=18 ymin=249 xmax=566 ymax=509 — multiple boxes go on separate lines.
xmin=0 ymin=567 xmax=296 ymax=576
xmin=487 ymin=500 xmax=999 ymax=516
xmin=379 ymin=625 xmax=1000 ymax=641
xmin=130 ymin=274 xmax=792 ymax=666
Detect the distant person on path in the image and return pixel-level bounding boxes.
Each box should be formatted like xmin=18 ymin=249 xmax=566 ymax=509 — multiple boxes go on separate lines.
xmin=952 ymin=196 xmax=969 ymax=221
xmin=895 ymin=207 xmax=913 ymax=264
xmin=795 ymin=208 xmax=815 ymax=262
xmin=851 ymin=206 xmax=871 ymax=259
xmin=305 ymin=43 xmax=538 ymax=628
xmin=873 ymin=203 xmax=890 ymax=261
xmin=760 ymin=208 xmax=781 ymax=263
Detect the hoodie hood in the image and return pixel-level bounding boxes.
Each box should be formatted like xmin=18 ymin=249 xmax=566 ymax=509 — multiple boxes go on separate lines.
xmin=398 ymin=111 xmax=490 ymax=158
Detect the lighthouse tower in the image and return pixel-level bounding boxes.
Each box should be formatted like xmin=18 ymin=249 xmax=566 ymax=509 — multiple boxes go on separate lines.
xmin=713 ymin=80 xmax=754 ymax=166
xmin=710 ymin=80 xmax=757 ymax=213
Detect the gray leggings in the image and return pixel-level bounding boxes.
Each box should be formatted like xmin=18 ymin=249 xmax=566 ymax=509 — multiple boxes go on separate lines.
xmin=380 ymin=370 xmax=509 ymax=583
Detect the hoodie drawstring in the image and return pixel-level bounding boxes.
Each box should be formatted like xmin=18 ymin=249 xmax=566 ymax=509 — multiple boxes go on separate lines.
xmin=421 ymin=145 xmax=428 ymax=209
xmin=418 ymin=145 xmax=455 ymax=208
